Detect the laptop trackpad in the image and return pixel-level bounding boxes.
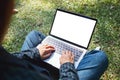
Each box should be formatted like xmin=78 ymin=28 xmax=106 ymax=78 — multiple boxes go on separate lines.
xmin=44 ymin=52 xmax=61 ymax=69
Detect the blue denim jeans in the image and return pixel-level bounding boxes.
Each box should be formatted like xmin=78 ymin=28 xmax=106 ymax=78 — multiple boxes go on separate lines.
xmin=21 ymin=30 xmax=108 ymax=80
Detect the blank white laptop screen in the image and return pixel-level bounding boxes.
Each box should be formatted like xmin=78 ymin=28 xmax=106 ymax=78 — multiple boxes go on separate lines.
xmin=50 ymin=10 xmax=97 ymax=48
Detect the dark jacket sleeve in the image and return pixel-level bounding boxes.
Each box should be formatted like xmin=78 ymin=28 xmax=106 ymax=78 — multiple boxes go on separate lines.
xmin=59 ymin=62 xmax=79 ymax=80
xmin=12 ymin=48 xmax=41 ymax=61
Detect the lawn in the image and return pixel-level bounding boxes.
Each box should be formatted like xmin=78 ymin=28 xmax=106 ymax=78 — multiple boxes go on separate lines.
xmin=3 ymin=0 xmax=120 ymax=80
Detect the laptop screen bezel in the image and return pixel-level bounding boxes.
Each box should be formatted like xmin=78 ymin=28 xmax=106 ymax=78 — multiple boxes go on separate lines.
xmin=49 ymin=9 xmax=97 ymax=49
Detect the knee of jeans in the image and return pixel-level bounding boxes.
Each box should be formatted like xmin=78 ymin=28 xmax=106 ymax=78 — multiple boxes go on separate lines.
xmin=94 ymin=50 xmax=109 ymax=67
xmin=26 ymin=30 xmax=38 ymax=39
xmin=28 ymin=30 xmax=38 ymax=36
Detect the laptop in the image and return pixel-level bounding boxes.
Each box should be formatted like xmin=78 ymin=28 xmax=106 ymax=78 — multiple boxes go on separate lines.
xmin=42 ymin=9 xmax=97 ymax=69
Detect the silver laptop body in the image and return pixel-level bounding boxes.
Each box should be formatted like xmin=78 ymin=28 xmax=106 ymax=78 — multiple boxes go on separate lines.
xmin=42 ymin=9 xmax=97 ymax=69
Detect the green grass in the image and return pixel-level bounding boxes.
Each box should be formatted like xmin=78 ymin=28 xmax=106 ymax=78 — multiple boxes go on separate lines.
xmin=3 ymin=0 xmax=120 ymax=80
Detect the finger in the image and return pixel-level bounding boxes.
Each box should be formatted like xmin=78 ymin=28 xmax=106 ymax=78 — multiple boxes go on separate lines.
xmin=44 ymin=48 xmax=55 ymax=53
xmin=65 ymin=50 xmax=72 ymax=56
xmin=70 ymin=51 xmax=74 ymax=56
xmin=72 ymin=53 xmax=74 ymax=58
xmin=45 ymin=47 xmax=55 ymax=50
xmin=70 ymin=52 xmax=74 ymax=60
xmin=68 ymin=51 xmax=72 ymax=56
xmin=72 ymin=55 xmax=74 ymax=60
xmin=65 ymin=50 xmax=69 ymax=54
xmin=62 ymin=51 xmax=66 ymax=55
xmin=45 ymin=45 xmax=55 ymax=49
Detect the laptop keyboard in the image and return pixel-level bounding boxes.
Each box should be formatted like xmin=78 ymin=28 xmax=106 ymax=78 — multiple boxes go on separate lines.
xmin=42 ymin=37 xmax=84 ymax=62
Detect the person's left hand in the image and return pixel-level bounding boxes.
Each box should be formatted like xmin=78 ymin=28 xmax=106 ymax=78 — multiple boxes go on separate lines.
xmin=60 ymin=51 xmax=74 ymax=65
xmin=36 ymin=44 xmax=55 ymax=60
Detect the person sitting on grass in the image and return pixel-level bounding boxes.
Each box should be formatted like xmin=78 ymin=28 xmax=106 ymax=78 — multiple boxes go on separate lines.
xmin=0 ymin=0 xmax=108 ymax=80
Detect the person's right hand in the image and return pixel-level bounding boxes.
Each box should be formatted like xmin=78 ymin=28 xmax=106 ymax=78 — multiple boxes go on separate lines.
xmin=60 ymin=51 xmax=74 ymax=65
xmin=36 ymin=44 xmax=55 ymax=60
